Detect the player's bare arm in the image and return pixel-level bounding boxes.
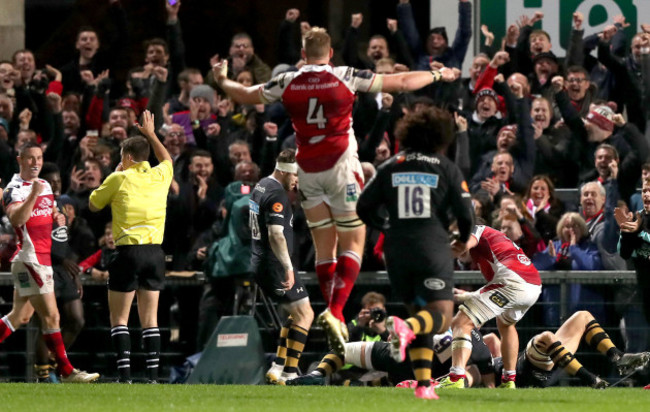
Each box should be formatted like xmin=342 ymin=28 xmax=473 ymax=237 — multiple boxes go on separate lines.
xmin=380 ymin=66 xmax=459 ymax=93
xmin=212 ymin=60 xmax=263 ymax=105
xmin=6 ymin=179 xmax=44 ymax=227
xmin=138 ymin=110 xmax=173 ymax=164
xmin=268 ymin=224 xmax=294 ymax=290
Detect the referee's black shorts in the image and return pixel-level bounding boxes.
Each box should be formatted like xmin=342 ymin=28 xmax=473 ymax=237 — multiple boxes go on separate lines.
xmin=384 ymin=240 xmax=454 ymax=306
xmin=108 ymin=245 xmax=165 ymax=292
xmin=254 ymin=259 xmax=308 ymax=304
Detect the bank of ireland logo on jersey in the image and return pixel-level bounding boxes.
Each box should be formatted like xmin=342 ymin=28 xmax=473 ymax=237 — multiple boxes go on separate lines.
xmin=345 ymin=184 xmax=357 ymax=202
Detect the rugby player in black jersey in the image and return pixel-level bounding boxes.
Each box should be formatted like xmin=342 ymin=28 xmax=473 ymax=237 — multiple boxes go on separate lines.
xmin=250 ymin=149 xmax=314 ymax=385
xmin=357 ymin=106 xmax=474 ymax=399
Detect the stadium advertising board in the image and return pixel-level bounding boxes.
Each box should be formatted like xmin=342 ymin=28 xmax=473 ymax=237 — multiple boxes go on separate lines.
xmin=479 ymin=0 xmax=650 ymax=56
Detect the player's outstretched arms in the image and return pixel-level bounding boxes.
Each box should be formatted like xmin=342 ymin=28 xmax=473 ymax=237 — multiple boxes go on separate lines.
xmin=212 ymin=59 xmax=263 ymax=105
xmin=380 ymin=66 xmax=459 ymax=93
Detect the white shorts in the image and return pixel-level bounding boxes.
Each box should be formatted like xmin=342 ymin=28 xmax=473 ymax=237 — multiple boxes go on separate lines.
xmin=459 ymin=280 xmax=541 ymax=327
xmin=298 ymin=147 xmax=364 ymax=214
xmin=12 ymin=261 xmax=55 ymax=297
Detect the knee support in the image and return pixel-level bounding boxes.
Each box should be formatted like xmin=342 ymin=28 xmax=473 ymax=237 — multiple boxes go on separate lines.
xmin=334 ymin=215 xmax=364 ymax=232
xmin=451 ymin=334 xmax=473 ymax=351
xmin=307 ymin=218 xmax=334 ymax=230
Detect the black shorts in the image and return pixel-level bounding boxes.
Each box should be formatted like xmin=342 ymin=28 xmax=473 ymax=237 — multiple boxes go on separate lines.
xmin=384 ymin=241 xmax=454 ymax=306
xmin=254 ymin=259 xmax=308 ymax=304
xmin=53 ymin=267 xmax=80 ymax=303
xmin=108 ymin=245 xmax=165 ymax=292
xmin=370 ymin=341 xmax=414 ymax=383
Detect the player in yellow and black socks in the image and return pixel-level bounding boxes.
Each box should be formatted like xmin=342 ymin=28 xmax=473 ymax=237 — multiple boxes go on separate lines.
xmin=287 ymin=352 xmax=345 ymax=385
xmin=387 ymin=308 xmax=449 ymax=399
xmin=583 ymin=319 xmax=650 ymax=375
xmin=266 ymin=317 xmax=292 ymax=384
xmin=408 ymin=334 xmax=435 ymax=390
xmin=405 ymin=309 xmax=446 ymax=336
xmin=282 ymin=324 xmax=309 ymax=381
xmin=548 ymin=341 xmax=605 ymax=388
xmin=505 ymin=311 xmax=650 ymax=388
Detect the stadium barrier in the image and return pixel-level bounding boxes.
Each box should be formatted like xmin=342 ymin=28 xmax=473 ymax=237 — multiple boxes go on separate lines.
xmin=0 ymin=270 xmax=647 ymax=383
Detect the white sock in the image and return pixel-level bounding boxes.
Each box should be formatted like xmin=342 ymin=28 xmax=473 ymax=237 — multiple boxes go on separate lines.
xmin=1 ymin=315 xmax=15 ymax=332
xmin=450 ymin=366 xmax=466 ymax=377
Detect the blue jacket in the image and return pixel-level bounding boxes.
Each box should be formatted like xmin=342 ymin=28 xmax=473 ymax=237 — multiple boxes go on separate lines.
xmin=533 ymin=238 xmax=602 ymax=271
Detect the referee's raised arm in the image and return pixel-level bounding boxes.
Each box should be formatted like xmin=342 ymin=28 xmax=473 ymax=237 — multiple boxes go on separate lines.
xmin=137 ymin=110 xmax=172 ymax=165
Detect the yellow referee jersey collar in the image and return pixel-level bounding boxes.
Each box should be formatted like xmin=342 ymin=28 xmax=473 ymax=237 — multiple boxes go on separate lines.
xmin=125 ymin=161 xmax=151 ymax=172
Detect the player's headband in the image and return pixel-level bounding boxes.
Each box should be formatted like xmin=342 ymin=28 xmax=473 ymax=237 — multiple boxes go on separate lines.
xmin=276 ymin=162 xmax=298 ymax=174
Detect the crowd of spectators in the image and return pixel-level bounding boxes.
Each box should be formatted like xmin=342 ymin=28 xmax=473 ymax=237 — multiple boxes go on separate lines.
xmin=1 ymin=0 xmax=650 ymax=350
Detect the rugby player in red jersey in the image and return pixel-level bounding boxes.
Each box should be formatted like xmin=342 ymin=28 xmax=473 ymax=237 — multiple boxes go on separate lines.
xmin=213 ymin=27 xmax=459 ymax=354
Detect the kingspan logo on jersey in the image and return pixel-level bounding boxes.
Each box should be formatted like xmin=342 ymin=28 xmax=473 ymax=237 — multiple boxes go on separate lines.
xmin=424 ymin=278 xmax=446 ymax=290
xmin=392 ymin=173 xmax=439 ymax=188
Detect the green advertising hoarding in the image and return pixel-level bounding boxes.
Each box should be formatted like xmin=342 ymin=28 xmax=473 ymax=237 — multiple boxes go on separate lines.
xmin=479 ymin=0 xmax=650 ymax=56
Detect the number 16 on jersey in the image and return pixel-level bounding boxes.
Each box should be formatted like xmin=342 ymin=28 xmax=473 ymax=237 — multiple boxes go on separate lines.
xmin=392 ymin=172 xmax=438 ymax=219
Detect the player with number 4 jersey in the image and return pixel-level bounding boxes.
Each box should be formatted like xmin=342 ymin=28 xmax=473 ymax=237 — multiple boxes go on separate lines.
xmin=213 ymin=27 xmax=460 ymax=360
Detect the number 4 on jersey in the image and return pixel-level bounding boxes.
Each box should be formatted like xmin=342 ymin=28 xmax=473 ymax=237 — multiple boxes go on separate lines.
xmin=307 ymin=98 xmax=327 ymax=129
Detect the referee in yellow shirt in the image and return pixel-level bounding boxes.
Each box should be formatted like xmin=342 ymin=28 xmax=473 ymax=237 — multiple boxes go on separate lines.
xmin=89 ymin=110 xmax=172 ymax=383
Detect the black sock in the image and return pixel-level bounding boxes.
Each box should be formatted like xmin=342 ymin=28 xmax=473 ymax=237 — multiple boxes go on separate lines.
xmin=111 ymin=325 xmax=131 ymax=380
xmin=142 ymin=327 xmax=161 ymax=381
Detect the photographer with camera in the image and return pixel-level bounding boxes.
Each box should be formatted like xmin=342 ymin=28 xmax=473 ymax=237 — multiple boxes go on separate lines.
xmin=347 ymin=292 xmax=389 ymax=342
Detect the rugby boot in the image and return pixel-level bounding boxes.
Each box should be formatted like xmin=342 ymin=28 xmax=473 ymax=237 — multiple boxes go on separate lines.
xmin=396 ymin=379 xmax=418 ymax=388
xmin=285 ymin=373 xmax=326 ymax=386
xmin=591 ymin=376 xmax=609 ymax=389
xmin=616 ymin=352 xmax=650 ymax=375
xmin=386 ymin=316 xmax=415 ymax=362
xmin=396 ymin=379 xmax=439 ymax=388
xmin=276 ymin=372 xmax=298 ymax=386
xmin=265 ymin=362 xmax=283 ymax=385
xmin=498 ymin=380 xmax=516 ymax=389
xmin=414 ymin=384 xmax=439 ymax=400
xmin=438 ymin=376 xmax=466 ymax=389
xmin=61 ymin=368 xmax=100 ymax=383
xmin=644 ymin=383 xmax=650 ymax=390
xmin=317 ymin=308 xmax=346 ymax=355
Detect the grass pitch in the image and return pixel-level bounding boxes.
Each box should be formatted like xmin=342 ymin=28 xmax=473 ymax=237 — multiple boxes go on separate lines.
xmin=0 ymin=384 xmax=648 ymax=412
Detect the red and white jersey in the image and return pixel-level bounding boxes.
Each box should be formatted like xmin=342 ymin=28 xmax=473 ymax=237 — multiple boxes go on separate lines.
xmin=260 ymin=65 xmax=381 ymax=172
xmin=469 ymin=225 xmax=541 ymax=286
xmin=2 ymin=174 xmax=54 ymax=266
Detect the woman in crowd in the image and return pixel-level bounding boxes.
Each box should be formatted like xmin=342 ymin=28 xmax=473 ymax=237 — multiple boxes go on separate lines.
xmin=533 ymin=212 xmax=603 ymax=326
xmin=524 ymin=175 xmax=565 ymax=243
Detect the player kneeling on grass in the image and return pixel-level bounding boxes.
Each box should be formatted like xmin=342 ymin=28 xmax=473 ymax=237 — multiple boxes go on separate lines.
xmin=439 ymin=224 xmax=542 ymax=389
xmin=484 ymin=310 xmax=650 ymax=388
xmin=250 ymin=150 xmax=314 ymax=385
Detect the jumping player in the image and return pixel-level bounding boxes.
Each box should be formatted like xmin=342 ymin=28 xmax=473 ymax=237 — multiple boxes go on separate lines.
xmin=485 ymin=310 xmax=650 ymax=388
xmin=356 ymin=107 xmax=474 ymax=399
xmin=212 ymin=27 xmax=460 ymax=354
xmin=439 ymin=224 xmax=542 ymax=389
xmin=250 ymin=150 xmax=314 ymax=385
xmin=0 ymin=142 xmax=99 ymax=383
